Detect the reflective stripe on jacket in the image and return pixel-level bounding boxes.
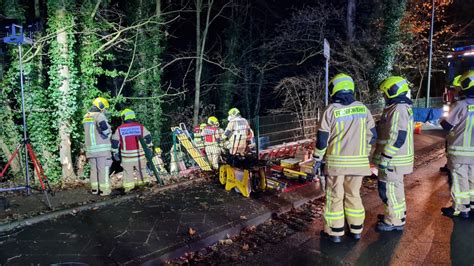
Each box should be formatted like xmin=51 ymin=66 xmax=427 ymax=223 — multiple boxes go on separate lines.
xmin=83 ymin=111 xmax=112 ymax=158
xmin=444 ymin=98 xmax=474 ymax=165
xmin=112 ymin=122 xmax=152 ymax=161
xmin=202 ymin=125 xmax=221 ymax=144
xmin=318 ymin=101 xmax=375 ymax=176
xmin=375 ymin=103 xmax=414 ymax=174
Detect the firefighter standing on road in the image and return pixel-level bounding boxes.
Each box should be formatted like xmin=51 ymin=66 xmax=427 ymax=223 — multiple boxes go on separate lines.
xmin=112 ymin=108 xmax=153 ymax=192
xmin=223 ymin=108 xmax=254 ymax=155
xmin=83 ymin=97 xmax=113 ymax=196
xmin=315 ymin=73 xmax=377 ymax=243
xmin=440 ymin=70 xmax=474 ymax=218
xmin=202 ymin=116 xmax=223 ymax=170
xmin=374 ymin=76 xmax=414 ymax=231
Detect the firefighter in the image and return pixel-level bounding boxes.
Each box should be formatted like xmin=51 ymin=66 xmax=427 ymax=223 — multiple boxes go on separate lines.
xmin=440 ymin=70 xmax=474 ymax=218
xmin=152 ymin=147 xmax=171 ymax=183
xmin=193 ymin=123 xmax=206 ymax=154
xmin=315 ymin=73 xmax=377 ymax=243
xmin=374 ymin=76 xmax=414 ymax=231
xmin=112 ymin=108 xmax=153 ymax=192
xmin=202 ymin=116 xmax=223 ymax=170
xmin=223 ymin=108 xmax=253 ymax=155
xmin=83 ymin=97 xmax=113 ymax=196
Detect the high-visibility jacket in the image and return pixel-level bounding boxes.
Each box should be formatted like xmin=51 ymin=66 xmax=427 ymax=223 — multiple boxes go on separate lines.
xmin=111 ymin=121 xmax=153 ymax=163
xmin=224 ymin=116 xmax=252 ymax=141
xmin=375 ymin=103 xmax=414 ymax=174
xmin=83 ymin=111 xmax=112 ymax=158
xmin=193 ymin=125 xmax=205 ymax=149
xmin=444 ymin=98 xmax=474 ymax=165
xmin=202 ymin=125 xmax=221 ymax=145
xmin=317 ymin=101 xmax=376 ymax=176
xmin=224 ymin=116 xmax=252 ymax=154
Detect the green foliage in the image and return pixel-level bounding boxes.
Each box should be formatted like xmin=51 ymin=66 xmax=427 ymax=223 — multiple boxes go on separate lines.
xmin=46 ymin=0 xmax=80 ymax=181
xmin=370 ymin=0 xmax=408 ymax=89
xmin=129 ymin=0 xmax=165 ymax=144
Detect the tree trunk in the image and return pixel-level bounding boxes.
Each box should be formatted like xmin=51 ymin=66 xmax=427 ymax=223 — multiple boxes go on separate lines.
xmin=193 ymin=0 xmax=203 ymax=126
xmin=56 ymin=7 xmax=76 ymax=179
xmin=193 ymin=0 xmax=213 ymax=126
xmin=346 ymin=0 xmax=356 ymax=42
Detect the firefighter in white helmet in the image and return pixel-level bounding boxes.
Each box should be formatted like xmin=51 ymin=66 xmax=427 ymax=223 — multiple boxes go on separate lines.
xmin=315 ymin=73 xmax=377 ymax=243
xmin=83 ymin=97 xmax=113 ymax=196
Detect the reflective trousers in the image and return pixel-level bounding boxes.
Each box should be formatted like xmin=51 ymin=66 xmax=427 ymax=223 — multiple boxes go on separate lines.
xmin=228 ymin=134 xmax=247 ymax=155
xmin=449 ymin=163 xmax=474 ymax=212
xmin=378 ymin=169 xmax=406 ymax=226
xmin=89 ymin=156 xmax=112 ymax=194
xmin=205 ymin=143 xmax=221 ymax=170
xmin=122 ymin=156 xmax=150 ymax=191
xmin=324 ymin=175 xmax=365 ymax=237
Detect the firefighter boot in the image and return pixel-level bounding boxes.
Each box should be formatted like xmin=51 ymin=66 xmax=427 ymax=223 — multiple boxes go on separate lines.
xmin=320 ymin=231 xmax=342 ymax=243
xmin=377 ymin=221 xmax=404 ymax=232
xmin=441 ymin=207 xmax=470 ymax=219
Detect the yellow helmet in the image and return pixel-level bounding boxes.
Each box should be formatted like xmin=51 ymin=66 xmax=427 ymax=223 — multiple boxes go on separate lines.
xmin=208 ymin=116 xmax=219 ymax=126
xmin=200 ymin=123 xmax=207 ymax=129
xmin=459 ymin=70 xmax=474 ymax=91
xmin=452 ymin=75 xmax=462 ymax=87
xmin=379 ymin=76 xmax=410 ymax=99
xmin=93 ymin=97 xmax=109 ymax=111
xmin=120 ymin=108 xmax=136 ymax=120
xmin=228 ymin=108 xmax=240 ymax=116
xmin=154 ymin=147 xmax=162 ymax=154
xmin=329 ymin=73 xmax=355 ymax=96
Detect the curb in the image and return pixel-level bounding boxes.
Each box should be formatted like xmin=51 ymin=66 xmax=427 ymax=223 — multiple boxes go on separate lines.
xmin=139 ymin=185 xmax=325 ymax=265
xmin=0 ymin=177 xmax=206 ymax=234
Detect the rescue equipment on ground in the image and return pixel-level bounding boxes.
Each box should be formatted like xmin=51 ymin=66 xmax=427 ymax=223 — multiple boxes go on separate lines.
xmin=171 ymin=123 xmax=212 ymax=171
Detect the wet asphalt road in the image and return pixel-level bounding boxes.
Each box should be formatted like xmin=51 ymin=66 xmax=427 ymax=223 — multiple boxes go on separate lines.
xmin=240 ymin=150 xmax=474 ymax=265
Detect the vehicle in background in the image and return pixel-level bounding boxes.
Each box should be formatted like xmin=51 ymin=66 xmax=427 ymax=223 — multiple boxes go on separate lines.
xmin=442 ymin=45 xmax=474 ymax=117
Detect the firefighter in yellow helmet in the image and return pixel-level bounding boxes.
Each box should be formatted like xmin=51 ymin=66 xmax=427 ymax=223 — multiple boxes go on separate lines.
xmin=152 ymin=147 xmax=171 ymax=183
xmin=374 ymin=76 xmax=414 ymax=231
xmin=315 ymin=73 xmax=377 ymax=243
xmin=111 ymin=108 xmax=153 ymax=192
xmin=202 ymin=116 xmax=223 ymax=170
xmin=83 ymin=97 xmax=113 ymax=196
xmin=223 ymin=108 xmax=254 ymax=155
xmin=440 ymin=70 xmax=474 ymax=218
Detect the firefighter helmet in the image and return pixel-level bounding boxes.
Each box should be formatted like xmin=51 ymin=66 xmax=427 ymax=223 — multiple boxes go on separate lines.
xmin=120 ymin=108 xmax=136 ymax=120
xmin=379 ymin=76 xmax=410 ymax=99
xmin=329 ymin=73 xmax=355 ymax=96
xmin=459 ymin=70 xmax=474 ymax=91
xmin=452 ymin=75 xmax=462 ymax=87
xmin=208 ymin=116 xmax=219 ymax=126
xmin=200 ymin=123 xmax=207 ymax=129
xmin=93 ymin=97 xmax=109 ymax=111
xmin=228 ymin=108 xmax=240 ymax=116
xmin=155 ymin=147 xmax=162 ymax=154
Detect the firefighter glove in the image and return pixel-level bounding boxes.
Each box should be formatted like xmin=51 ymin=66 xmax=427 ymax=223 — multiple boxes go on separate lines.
xmin=378 ymin=154 xmax=393 ymax=172
xmin=113 ymin=152 xmax=120 ymax=162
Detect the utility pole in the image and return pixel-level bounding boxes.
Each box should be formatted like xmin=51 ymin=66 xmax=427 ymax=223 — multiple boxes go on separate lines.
xmin=426 ymin=0 xmax=435 ymax=108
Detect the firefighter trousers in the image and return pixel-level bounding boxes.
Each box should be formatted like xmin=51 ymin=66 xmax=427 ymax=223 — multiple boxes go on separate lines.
xmin=89 ymin=156 xmax=112 ymax=194
xmin=205 ymin=143 xmax=221 ymax=170
xmin=324 ymin=175 xmax=365 ymax=237
xmin=378 ymin=169 xmax=406 ymax=226
xmin=122 ymin=156 xmax=150 ymax=192
xmin=449 ymin=163 xmax=474 ymax=212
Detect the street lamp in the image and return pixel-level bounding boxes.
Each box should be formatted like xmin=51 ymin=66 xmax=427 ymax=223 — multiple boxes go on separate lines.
xmin=426 ymin=0 xmax=435 ymax=108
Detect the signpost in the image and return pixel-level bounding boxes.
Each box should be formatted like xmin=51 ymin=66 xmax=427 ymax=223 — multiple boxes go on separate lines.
xmin=324 ymin=38 xmax=330 ymax=106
